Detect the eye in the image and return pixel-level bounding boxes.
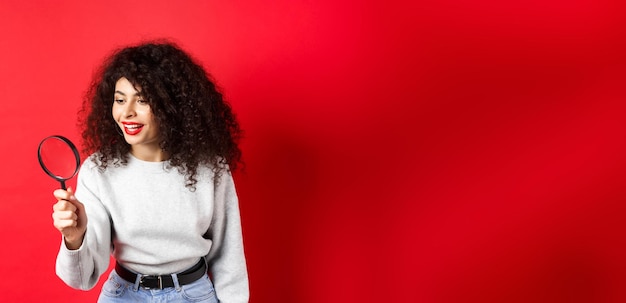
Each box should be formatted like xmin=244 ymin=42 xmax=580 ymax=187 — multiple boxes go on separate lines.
xmin=137 ymin=99 xmax=149 ymax=105
xmin=114 ymin=99 xmax=125 ymax=104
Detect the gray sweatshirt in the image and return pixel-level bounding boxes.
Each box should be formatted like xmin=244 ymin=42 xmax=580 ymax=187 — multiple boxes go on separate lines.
xmin=55 ymin=154 xmax=249 ymax=302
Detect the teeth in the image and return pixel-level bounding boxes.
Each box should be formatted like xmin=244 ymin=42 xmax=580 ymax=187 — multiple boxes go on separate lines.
xmin=125 ymin=124 xmax=142 ymax=129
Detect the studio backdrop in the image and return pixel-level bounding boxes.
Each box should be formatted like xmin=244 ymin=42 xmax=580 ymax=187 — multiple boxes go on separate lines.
xmin=1 ymin=1 xmax=625 ymax=302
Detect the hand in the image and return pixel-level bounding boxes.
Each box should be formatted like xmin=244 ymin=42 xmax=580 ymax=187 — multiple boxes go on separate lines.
xmin=52 ymin=187 xmax=87 ymax=250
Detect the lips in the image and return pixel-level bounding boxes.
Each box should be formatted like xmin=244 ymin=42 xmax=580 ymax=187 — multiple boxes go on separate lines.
xmin=121 ymin=122 xmax=144 ymax=135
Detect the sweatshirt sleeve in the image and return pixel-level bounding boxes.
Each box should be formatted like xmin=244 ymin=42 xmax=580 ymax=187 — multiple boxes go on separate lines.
xmin=204 ymin=172 xmax=250 ymax=303
xmin=55 ymin=161 xmax=112 ymax=290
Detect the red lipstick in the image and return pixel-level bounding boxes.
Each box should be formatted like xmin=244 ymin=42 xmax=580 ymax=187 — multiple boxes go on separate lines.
xmin=121 ymin=122 xmax=144 ymax=135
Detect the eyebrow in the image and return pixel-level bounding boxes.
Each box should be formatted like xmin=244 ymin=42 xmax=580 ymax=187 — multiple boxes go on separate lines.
xmin=114 ymin=90 xmax=142 ymax=97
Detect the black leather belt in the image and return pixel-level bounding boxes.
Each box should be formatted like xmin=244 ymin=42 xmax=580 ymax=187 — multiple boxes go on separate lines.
xmin=115 ymin=259 xmax=206 ymax=289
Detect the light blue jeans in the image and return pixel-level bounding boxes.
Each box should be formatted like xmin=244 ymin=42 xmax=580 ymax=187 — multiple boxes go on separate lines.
xmin=97 ymin=270 xmax=218 ymax=303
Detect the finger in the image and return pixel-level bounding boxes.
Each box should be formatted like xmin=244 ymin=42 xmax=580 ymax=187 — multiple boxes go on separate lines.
xmin=52 ymin=209 xmax=78 ymax=221
xmin=54 ymin=219 xmax=78 ymax=230
xmin=67 ymin=187 xmax=77 ymax=201
xmin=53 ymin=189 xmax=72 ymax=201
xmin=53 ymin=200 xmax=77 ymax=212
xmin=52 ymin=211 xmax=78 ymax=227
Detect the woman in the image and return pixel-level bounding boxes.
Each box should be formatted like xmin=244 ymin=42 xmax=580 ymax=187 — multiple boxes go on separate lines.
xmin=52 ymin=41 xmax=249 ymax=302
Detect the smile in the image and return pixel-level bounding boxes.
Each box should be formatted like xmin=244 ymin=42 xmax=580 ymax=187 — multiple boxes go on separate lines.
xmin=122 ymin=122 xmax=144 ymax=135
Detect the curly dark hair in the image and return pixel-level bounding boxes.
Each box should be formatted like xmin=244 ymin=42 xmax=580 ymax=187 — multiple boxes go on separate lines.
xmin=79 ymin=41 xmax=242 ymax=190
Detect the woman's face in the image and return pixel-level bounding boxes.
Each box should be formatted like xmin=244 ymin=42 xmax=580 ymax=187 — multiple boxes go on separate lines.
xmin=112 ymin=77 xmax=163 ymax=160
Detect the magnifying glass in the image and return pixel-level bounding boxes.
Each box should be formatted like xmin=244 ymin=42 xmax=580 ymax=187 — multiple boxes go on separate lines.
xmin=37 ymin=135 xmax=81 ymax=190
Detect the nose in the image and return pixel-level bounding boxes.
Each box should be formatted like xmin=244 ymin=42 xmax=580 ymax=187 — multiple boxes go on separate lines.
xmin=122 ymin=102 xmax=136 ymax=118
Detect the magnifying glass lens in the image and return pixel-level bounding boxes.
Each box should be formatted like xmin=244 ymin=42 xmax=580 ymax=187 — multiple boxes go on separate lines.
xmin=37 ymin=135 xmax=80 ymax=189
xmin=40 ymin=138 xmax=77 ymax=178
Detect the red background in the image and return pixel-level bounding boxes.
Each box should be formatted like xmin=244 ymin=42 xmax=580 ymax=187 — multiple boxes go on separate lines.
xmin=1 ymin=1 xmax=625 ymax=302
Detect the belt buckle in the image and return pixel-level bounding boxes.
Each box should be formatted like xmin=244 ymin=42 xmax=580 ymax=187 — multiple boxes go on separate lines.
xmin=139 ymin=275 xmax=163 ymax=290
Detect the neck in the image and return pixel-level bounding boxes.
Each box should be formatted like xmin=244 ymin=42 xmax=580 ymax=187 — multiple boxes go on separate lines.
xmin=130 ymin=145 xmax=170 ymax=162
